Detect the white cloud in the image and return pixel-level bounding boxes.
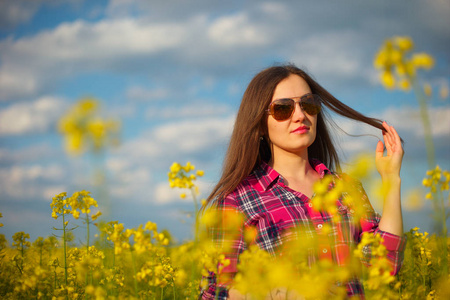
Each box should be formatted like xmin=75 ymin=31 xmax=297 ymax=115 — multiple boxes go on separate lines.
xmin=0 ymin=164 xmax=66 ymax=199
xmin=152 ymin=116 xmax=234 ymax=153
xmin=0 ymin=96 xmax=67 ymax=135
xmin=154 ymin=179 xmax=211 ymax=205
xmin=108 ymin=166 xmax=153 ymax=200
xmin=0 ymin=143 xmax=58 ymax=164
xmin=259 ymin=2 xmax=289 ymax=16
xmin=0 ymin=1 xmax=39 ymax=29
xmin=289 ymin=30 xmax=367 ymax=81
xmin=207 ymin=12 xmax=270 ymax=47
xmin=145 ymin=102 xmax=230 ymax=119
xmin=126 ymin=86 xmax=169 ymax=101
xmin=105 ymin=115 xmax=234 ymax=205
xmin=154 ymin=183 xmax=190 ymax=204
xmin=0 ymin=18 xmax=188 ymax=100
xmin=127 ymin=115 xmax=233 ymax=157
xmin=381 ymin=106 xmax=450 ymax=137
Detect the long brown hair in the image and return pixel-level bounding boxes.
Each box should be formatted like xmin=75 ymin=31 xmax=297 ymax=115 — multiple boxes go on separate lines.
xmin=204 ymin=64 xmax=386 ymax=206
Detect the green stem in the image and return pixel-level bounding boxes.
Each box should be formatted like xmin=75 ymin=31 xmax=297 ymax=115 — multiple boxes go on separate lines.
xmin=39 ymin=247 xmax=43 ymax=267
xmin=85 ymin=213 xmax=92 ymax=293
xmin=130 ymin=249 xmax=139 ymax=298
xmin=191 ymin=187 xmax=199 ymax=243
xmin=439 ymin=189 xmax=448 ymax=277
xmin=86 ymin=214 xmax=90 ymax=250
xmin=62 ymin=212 xmax=68 ymax=300
xmin=412 ymin=77 xmax=436 ymax=169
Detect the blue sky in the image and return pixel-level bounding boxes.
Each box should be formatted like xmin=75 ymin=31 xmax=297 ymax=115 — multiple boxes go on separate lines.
xmin=0 ymin=0 xmax=449 ymax=243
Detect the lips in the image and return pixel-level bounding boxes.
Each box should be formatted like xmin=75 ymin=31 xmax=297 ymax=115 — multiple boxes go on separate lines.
xmin=291 ymin=126 xmax=310 ymax=134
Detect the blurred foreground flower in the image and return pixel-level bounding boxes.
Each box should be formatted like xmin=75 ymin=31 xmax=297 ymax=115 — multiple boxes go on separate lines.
xmin=58 ymin=97 xmax=120 ymax=156
xmin=374 ymin=36 xmax=434 ymax=91
xmin=168 ymin=162 xmax=205 ymax=239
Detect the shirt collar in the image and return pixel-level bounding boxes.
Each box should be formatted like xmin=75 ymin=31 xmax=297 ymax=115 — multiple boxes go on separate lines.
xmin=254 ymin=159 xmax=331 ymax=192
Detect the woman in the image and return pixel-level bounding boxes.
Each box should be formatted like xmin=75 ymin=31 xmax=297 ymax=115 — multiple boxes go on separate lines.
xmin=201 ymin=64 xmax=406 ymax=299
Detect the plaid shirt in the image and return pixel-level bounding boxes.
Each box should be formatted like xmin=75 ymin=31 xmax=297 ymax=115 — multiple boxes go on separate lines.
xmin=201 ymin=160 xmax=406 ymax=299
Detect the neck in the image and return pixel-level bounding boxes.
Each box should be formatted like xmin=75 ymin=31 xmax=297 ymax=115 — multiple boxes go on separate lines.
xmin=269 ymin=150 xmax=313 ymax=180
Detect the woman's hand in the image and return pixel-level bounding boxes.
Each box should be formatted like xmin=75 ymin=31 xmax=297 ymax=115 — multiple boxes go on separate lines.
xmin=375 ymin=121 xmax=404 ymax=179
xmin=376 ymin=121 xmax=404 ymax=235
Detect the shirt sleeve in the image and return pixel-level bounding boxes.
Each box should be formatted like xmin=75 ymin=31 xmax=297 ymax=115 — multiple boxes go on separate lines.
xmin=200 ymin=193 xmax=247 ymax=299
xmin=355 ymin=180 xmax=407 ymax=275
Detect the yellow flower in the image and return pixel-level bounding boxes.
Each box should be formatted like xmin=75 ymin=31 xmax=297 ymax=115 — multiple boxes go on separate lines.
xmin=374 ymin=36 xmax=435 ymax=94
xmin=398 ymin=78 xmax=411 ymax=91
xmin=170 ymin=162 xmax=181 ymax=173
xmin=411 ymin=53 xmax=435 ymax=69
xmin=394 ymin=36 xmax=414 ymax=51
xmin=91 ymin=211 xmax=102 ymax=221
xmin=381 ymin=71 xmax=395 ymax=89
xmin=58 ymin=98 xmax=120 ymax=156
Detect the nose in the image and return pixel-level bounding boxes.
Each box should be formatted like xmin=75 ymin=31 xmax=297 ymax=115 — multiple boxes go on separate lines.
xmin=292 ymin=101 xmax=306 ymax=121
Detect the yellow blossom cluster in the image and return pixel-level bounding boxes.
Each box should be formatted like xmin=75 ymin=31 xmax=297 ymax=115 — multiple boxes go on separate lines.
xmin=58 ymin=98 xmax=120 ymax=156
xmin=354 ymin=233 xmax=399 ymax=299
xmin=50 ymin=190 xmax=101 ymax=223
xmin=2 ymin=165 xmax=450 ymax=299
xmin=233 ymin=244 xmax=280 ymax=298
xmin=136 ymin=255 xmax=176 ymax=288
xmin=72 ymin=246 xmax=106 ymax=282
xmin=374 ymin=36 xmax=434 ymax=91
xmin=422 ymin=165 xmax=450 ymax=200
xmin=12 ymin=231 xmax=31 ymax=251
xmin=50 ymin=192 xmax=71 ymax=219
xmin=396 ymin=227 xmax=448 ymax=299
xmin=107 ymin=223 xmax=132 ymax=255
xmin=106 ymin=221 xmax=169 ymax=256
xmin=68 ymin=190 xmax=101 ymax=220
xmin=312 ymin=173 xmax=367 ymax=224
xmin=168 ymin=162 xmax=204 ymax=200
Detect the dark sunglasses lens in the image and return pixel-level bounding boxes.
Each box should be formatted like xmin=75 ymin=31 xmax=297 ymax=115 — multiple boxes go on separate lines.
xmin=273 ymin=99 xmax=294 ymax=120
xmin=301 ymin=95 xmax=321 ymax=115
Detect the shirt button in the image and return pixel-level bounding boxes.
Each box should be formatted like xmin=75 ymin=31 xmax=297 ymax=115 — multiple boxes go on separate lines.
xmin=322 ymin=248 xmax=328 ymax=253
xmin=317 ymin=224 xmax=323 ymax=229
xmin=308 ymin=203 xmax=313 ymax=207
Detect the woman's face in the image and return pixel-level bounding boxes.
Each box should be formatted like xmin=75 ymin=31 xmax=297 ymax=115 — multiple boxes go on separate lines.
xmin=266 ymin=74 xmax=317 ymax=161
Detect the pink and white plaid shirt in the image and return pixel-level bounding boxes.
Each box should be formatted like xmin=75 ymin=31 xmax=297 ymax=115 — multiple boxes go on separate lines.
xmin=201 ymin=160 xmax=406 ymax=299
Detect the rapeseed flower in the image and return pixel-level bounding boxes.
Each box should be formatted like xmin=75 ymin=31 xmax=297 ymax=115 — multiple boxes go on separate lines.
xmin=58 ymin=98 xmax=120 ymax=155
xmin=423 ymin=165 xmax=450 ymax=200
xmin=374 ymin=36 xmax=435 ymax=91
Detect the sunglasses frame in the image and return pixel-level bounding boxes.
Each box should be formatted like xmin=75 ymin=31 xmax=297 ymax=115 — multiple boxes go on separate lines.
xmin=266 ymin=93 xmax=322 ymax=121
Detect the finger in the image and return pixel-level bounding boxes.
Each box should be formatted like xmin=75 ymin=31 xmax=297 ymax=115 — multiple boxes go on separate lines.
xmin=382 ymin=122 xmax=391 ymax=143
xmin=375 ymin=140 xmax=384 ymax=160
xmin=383 ymin=122 xmax=396 ymax=154
xmin=390 ymin=125 xmax=404 ymax=154
xmin=382 ymin=130 xmax=393 ymax=156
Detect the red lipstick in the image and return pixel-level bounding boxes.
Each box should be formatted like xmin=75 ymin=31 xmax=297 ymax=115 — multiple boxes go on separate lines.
xmin=291 ymin=126 xmax=310 ymax=134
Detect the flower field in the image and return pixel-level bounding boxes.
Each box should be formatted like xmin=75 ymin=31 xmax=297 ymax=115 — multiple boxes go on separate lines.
xmin=0 ymin=36 xmax=449 ymax=299
xmin=0 ymin=161 xmax=449 ymax=299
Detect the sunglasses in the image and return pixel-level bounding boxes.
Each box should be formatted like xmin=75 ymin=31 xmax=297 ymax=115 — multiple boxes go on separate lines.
xmin=266 ymin=93 xmax=322 ymax=121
